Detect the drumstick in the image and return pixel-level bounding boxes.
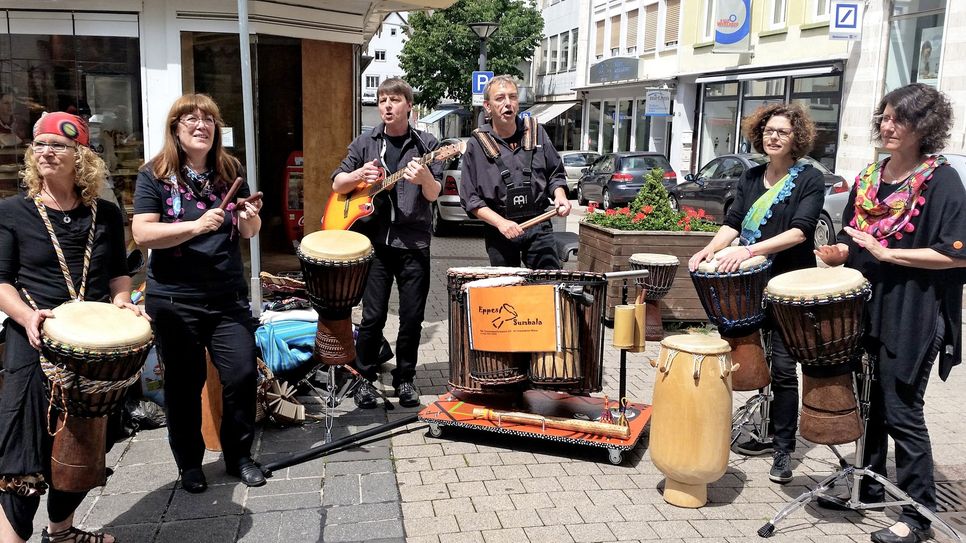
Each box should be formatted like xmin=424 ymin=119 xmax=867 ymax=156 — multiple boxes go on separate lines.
xmin=472 ymin=408 xmax=630 ymax=439
xmin=218 ymin=177 xmax=245 ymax=210
xmin=519 ymin=207 xmax=563 ymax=231
xmin=235 ymin=191 xmax=263 ymax=208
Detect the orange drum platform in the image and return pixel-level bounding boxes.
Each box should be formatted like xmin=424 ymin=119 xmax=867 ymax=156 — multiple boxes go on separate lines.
xmin=418 ymin=390 xmax=651 ymax=465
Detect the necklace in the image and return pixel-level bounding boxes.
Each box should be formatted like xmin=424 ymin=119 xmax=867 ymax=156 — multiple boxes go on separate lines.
xmin=43 ymin=186 xmax=77 ymax=224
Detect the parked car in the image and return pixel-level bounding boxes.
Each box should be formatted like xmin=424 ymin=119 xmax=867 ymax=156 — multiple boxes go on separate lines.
xmin=576 ymin=152 xmax=677 ymax=209
xmin=361 ymin=89 xmax=377 ymax=105
xmin=432 ymin=137 xmax=479 ymax=235
xmin=669 ymin=153 xmax=849 ymax=248
xmin=558 ymin=150 xmax=600 ymax=197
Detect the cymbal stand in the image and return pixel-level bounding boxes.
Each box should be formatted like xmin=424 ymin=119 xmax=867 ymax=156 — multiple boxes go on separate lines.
xmin=731 ymin=331 xmax=772 ymax=447
xmin=758 ymin=355 xmax=964 ymax=541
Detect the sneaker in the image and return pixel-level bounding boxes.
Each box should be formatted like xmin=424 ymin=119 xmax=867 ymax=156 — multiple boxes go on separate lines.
xmin=354 ymin=380 xmax=378 ymax=409
xmin=732 ymin=436 xmax=774 ymax=456
xmin=769 ymin=451 xmax=793 ymax=484
xmin=396 ymin=382 xmax=421 ymax=408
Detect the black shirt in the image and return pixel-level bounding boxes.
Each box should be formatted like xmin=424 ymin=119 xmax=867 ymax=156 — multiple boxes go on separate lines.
xmin=0 ymin=195 xmax=126 ymax=310
xmin=723 ymin=163 xmax=826 ymax=277
xmin=838 ymin=162 xmax=966 ymax=383
xmin=133 ymin=163 xmax=251 ymax=299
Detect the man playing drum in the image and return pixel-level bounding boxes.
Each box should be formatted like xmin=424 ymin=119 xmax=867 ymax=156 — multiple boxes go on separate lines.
xmin=331 ymin=78 xmax=442 ymax=409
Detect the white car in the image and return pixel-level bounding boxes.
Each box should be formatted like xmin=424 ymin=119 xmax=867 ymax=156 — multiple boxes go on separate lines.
xmin=432 ymin=137 xmax=480 ymax=236
xmin=558 ymin=150 xmax=600 ymax=197
xmin=361 ymin=90 xmax=377 ymax=105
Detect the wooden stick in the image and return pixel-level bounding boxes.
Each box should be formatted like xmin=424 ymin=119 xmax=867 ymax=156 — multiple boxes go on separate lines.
xmin=518 ymin=207 xmax=562 ymax=230
xmin=472 ymin=408 xmax=630 ymax=439
xmin=235 ymin=191 xmax=263 ymax=208
xmin=218 ymin=177 xmax=245 ymax=210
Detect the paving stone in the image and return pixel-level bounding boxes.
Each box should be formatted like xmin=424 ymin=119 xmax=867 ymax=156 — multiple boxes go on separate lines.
xmin=404 ymin=514 xmax=460 ymax=537
xmin=495 ymin=508 xmax=544 ymax=529
xmin=471 ymin=494 xmax=516 ymax=512
xmin=323 ymin=473 xmax=361 ymax=506
xmin=456 ymin=466 xmax=496 ymax=482
xmin=96 ymin=523 xmax=159 ymax=543
xmin=84 ymin=490 xmax=172 ymax=527
xmin=508 ymin=492 xmax=555 ymax=510
xmin=480 ymin=527 xmax=529 ymax=543
xmin=247 ymin=476 xmax=321 ymax=497
xmin=165 ymin=483 xmax=246 ymax=520
xmin=156 ymin=516 xmax=240 ymax=543
xmin=324 ymin=517 xmax=405 ymax=541
xmin=102 ymin=463 xmax=177 ymax=494
xmin=362 ymin=471 xmax=400 ymax=503
xmin=400 ymin=482 xmax=450 ymax=502
xmin=432 ymin=496 xmax=475 ymax=515
xmin=606 ymin=520 xmax=660 ymax=541
xmin=246 ymin=491 xmax=322 ymax=513
xmin=483 ymin=479 xmax=526 ymax=495
xmin=455 ymin=510 xmax=502 ymax=531
xmin=324 ymin=458 xmax=394 ymax=475
xmin=566 ymin=522 xmax=617 ymax=542
xmin=536 ymin=506 xmax=583 ymax=525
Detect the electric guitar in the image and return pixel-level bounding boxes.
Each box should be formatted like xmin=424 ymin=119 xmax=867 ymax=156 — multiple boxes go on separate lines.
xmin=321 ymin=140 xmax=466 ymax=231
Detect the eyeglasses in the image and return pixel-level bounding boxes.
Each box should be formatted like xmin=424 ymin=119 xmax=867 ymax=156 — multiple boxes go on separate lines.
xmin=30 ymin=141 xmax=75 ymax=154
xmin=179 ymin=115 xmax=216 ymax=128
xmin=762 ymin=128 xmax=793 ymax=140
xmin=874 ymin=114 xmax=903 ymax=127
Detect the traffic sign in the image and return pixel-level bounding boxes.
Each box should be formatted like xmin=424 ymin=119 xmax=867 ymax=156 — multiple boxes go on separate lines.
xmin=472 ymin=71 xmax=494 ymax=95
xmin=472 ymin=94 xmax=484 ymax=107
xmin=829 ymin=1 xmax=862 ymax=40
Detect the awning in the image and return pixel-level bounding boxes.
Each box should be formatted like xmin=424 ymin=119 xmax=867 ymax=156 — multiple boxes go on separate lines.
xmin=521 ymin=101 xmax=578 ymax=124
xmin=417 ymin=108 xmax=461 ymax=125
xmin=694 ymin=65 xmax=839 ymax=84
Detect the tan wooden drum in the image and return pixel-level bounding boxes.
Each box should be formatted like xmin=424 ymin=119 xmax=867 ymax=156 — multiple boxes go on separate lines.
xmin=628 ymin=253 xmax=680 ymax=340
xmin=649 ymin=334 xmax=735 ymax=508
xmin=692 ymin=246 xmax=771 ymax=391
xmin=764 ymin=267 xmax=869 ymax=445
xmin=297 ymin=230 xmax=374 ymax=365
xmin=40 ymin=301 xmax=153 ymax=492
xmin=446 ymin=266 xmax=529 ymax=398
xmin=463 ymin=276 xmax=531 ymax=386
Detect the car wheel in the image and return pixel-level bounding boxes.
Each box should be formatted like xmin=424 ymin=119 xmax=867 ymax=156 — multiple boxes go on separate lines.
xmin=814 ymin=212 xmax=834 ymax=249
xmin=602 ymin=189 xmax=611 ymax=210
xmin=668 ymin=195 xmax=679 ymax=211
xmin=577 ymin=183 xmax=588 ymax=206
xmin=431 ymin=204 xmax=448 ymax=237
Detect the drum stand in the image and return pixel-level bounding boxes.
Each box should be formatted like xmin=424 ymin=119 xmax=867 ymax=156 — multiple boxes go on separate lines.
xmin=758 ymin=356 xmax=964 ymax=542
xmin=731 ymin=331 xmax=772 ymax=448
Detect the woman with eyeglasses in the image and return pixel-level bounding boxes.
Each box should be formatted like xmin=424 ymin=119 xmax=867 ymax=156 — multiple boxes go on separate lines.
xmin=689 ymin=103 xmax=825 ymax=485
xmin=815 ymin=83 xmax=966 ymax=543
xmin=0 ymin=112 xmax=141 ymax=543
xmin=132 ymin=94 xmax=264 ymax=494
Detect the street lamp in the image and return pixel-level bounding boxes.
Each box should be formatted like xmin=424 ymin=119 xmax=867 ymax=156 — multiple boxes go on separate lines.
xmin=469 ymin=21 xmax=499 ymax=71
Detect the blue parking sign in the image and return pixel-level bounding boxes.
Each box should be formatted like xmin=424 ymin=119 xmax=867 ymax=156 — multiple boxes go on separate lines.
xmin=472 ymin=71 xmax=493 ymax=95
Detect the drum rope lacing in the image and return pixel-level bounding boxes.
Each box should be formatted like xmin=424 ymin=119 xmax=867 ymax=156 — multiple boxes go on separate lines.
xmin=655 ymin=347 xmax=733 ymax=380
xmin=692 ymin=260 xmax=772 ymax=331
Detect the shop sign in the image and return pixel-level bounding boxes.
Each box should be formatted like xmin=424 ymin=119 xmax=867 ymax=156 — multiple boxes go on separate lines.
xmin=589 ymin=57 xmax=639 ymax=84
xmin=829 ymin=1 xmax=863 ymax=40
xmin=714 ymin=0 xmax=752 ymax=54
xmin=644 ymin=89 xmax=671 ymax=117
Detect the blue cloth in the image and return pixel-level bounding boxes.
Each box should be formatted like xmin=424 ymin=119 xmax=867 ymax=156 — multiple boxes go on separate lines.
xmin=255 ymin=320 xmax=317 ymax=375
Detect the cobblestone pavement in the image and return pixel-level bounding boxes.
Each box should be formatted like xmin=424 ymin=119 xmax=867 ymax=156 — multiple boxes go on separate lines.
xmin=32 ymin=210 xmax=966 ymax=542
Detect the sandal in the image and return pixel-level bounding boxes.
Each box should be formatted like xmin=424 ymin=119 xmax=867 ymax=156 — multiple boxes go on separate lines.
xmin=41 ymin=526 xmax=116 ymax=543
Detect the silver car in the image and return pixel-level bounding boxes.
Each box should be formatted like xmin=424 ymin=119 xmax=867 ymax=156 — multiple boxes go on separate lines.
xmin=432 ymin=137 xmax=479 ymax=236
xmin=558 ymin=150 xmax=601 ymax=197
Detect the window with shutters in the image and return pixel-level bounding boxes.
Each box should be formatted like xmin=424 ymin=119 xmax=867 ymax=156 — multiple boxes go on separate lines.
xmin=610 ymin=15 xmax=621 ymax=56
xmin=595 ymin=19 xmax=605 ymax=59
xmin=643 ymin=4 xmax=658 ymax=52
xmin=550 ymin=34 xmax=559 ymax=73
xmin=626 ymin=9 xmax=639 ymax=54
xmin=560 ymin=31 xmax=570 ymax=72
xmin=664 ymin=0 xmax=680 ymax=47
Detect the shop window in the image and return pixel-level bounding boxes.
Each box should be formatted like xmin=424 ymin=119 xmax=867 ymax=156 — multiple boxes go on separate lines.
xmin=587 ymin=101 xmax=602 ymax=151
xmin=700 ymin=96 xmax=737 ymax=167
xmin=635 ymin=98 xmax=650 ymax=151
xmin=743 ymin=78 xmax=785 ymax=97
xmin=602 ymin=101 xmax=615 ymax=154
xmin=792 ymin=74 xmax=842 ymax=171
xmin=885 ymin=7 xmax=944 ymax=90
xmin=617 ymin=100 xmax=632 ymax=152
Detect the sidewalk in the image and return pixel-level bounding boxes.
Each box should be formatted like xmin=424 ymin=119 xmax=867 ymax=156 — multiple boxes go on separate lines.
xmin=38 ymin=210 xmax=966 ymax=542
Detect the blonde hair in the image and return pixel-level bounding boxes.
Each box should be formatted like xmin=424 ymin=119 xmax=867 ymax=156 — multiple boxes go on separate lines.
xmin=147 ymin=93 xmax=240 ymax=187
xmin=20 ymin=144 xmax=107 ymax=206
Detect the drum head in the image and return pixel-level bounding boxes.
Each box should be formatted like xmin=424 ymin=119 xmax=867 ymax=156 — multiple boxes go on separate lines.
xmin=629 ymin=253 xmax=680 ymax=267
xmin=44 ymin=301 xmax=152 ymax=349
xmin=661 ymin=333 xmax=731 ymax=355
xmin=299 ymin=230 xmax=372 ymax=261
xmin=696 ymin=246 xmax=767 ymax=272
xmin=765 ymin=267 xmax=867 ymax=298
xmin=461 ymin=276 xmax=526 ymax=292
xmin=447 ymin=266 xmax=529 ymax=277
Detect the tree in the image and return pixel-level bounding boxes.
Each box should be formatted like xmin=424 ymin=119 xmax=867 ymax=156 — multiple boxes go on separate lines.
xmin=399 ymin=0 xmax=543 ymax=107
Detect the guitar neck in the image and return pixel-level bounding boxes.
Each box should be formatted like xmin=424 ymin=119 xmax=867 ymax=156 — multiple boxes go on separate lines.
xmin=370 ymin=153 xmax=434 ymax=196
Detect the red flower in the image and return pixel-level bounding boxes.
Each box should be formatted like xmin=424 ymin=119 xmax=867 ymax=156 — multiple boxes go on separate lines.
xmin=619 ymin=207 xmax=631 ymax=215
xmin=605 ymin=208 xmax=616 ymax=216
xmin=587 ymin=202 xmax=599 ymax=212
xmin=643 ymin=205 xmax=653 ymax=214
xmin=684 ymin=225 xmax=692 ymax=231
xmin=696 ymin=208 xmax=706 ymax=218
xmin=634 ymin=212 xmax=646 ymax=221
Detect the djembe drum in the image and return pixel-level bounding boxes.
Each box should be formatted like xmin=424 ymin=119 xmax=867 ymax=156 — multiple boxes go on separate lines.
xmin=690 ymin=246 xmax=772 ymax=391
xmin=764 ymin=267 xmax=869 ymax=445
xmin=628 ymin=253 xmax=679 ymax=340
xmin=462 ymin=276 xmax=531 ymax=386
xmin=297 ymin=230 xmax=374 ymax=365
xmin=40 ymin=302 xmax=153 ymax=492
xmin=527 ymin=270 xmax=607 ymax=393
xmin=649 ymin=334 xmax=735 ymax=508
xmin=446 ymin=267 xmax=529 ymax=397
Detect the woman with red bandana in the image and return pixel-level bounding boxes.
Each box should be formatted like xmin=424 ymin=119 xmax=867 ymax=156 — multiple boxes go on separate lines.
xmin=816 ymin=83 xmax=966 ymax=543
xmin=0 ymin=112 xmax=136 ymax=543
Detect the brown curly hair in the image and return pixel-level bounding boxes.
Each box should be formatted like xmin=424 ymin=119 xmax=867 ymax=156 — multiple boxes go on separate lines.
xmin=872 ymin=83 xmax=953 ymax=155
xmin=741 ymin=103 xmax=816 ymax=160
xmin=20 ymin=144 xmax=107 ymax=206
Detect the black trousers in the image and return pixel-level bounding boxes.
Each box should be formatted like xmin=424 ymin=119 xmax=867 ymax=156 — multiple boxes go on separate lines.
xmin=483 ymin=221 xmax=560 ymax=270
xmin=860 ymin=325 xmax=944 ymax=531
xmin=354 ymin=245 xmax=430 ymax=387
xmin=768 ymin=331 xmax=799 ymax=453
xmin=145 ymin=296 xmax=257 ymax=470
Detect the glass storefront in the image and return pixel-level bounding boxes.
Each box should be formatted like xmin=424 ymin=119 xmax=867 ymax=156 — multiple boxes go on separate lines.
xmin=601 ymin=101 xmax=615 ymax=153
xmin=542 ymin=104 xmax=582 ymax=151
xmin=634 ymin=98 xmax=649 ymax=151
xmin=700 ymin=83 xmax=738 ymax=168
xmin=0 ymin=11 xmax=143 ymax=218
xmin=584 ymin=92 xmax=672 ymax=155
xmin=616 ymin=100 xmax=632 ymax=151
xmin=586 ymin=101 xmax=601 ymax=151
xmin=885 ymin=0 xmax=945 ymax=91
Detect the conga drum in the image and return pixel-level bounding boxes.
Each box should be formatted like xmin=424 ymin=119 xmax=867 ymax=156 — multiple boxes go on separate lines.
xmin=649 ymin=334 xmax=734 ymax=508
xmin=764 ymin=267 xmax=869 ymax=445
xmin=446 ymin=267 xmax=529 ymax=398
xmin=297 ymin=230 xmax=374 ymax=365
xmin=40 ymin=302 xmax=153 ymax=492
xmin=462 ymin=276 xmax=530 ymax=386
xmin=690 ymin=246 xmax=771 ymax=391
xmin=628 ymin=253 xmax=680 ymax=340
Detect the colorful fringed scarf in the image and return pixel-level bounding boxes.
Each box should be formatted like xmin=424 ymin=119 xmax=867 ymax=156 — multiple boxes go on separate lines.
xmin=739 ymin=160 xmax=806 ymax=245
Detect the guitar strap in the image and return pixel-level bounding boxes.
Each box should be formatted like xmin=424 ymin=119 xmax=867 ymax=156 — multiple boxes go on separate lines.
xmin=472 ymin=117 xmax=539 ymax=219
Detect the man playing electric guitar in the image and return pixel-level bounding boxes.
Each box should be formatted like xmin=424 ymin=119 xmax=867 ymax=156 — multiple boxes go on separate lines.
xmin=330 ymin=78 xmax=442 ymax=409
